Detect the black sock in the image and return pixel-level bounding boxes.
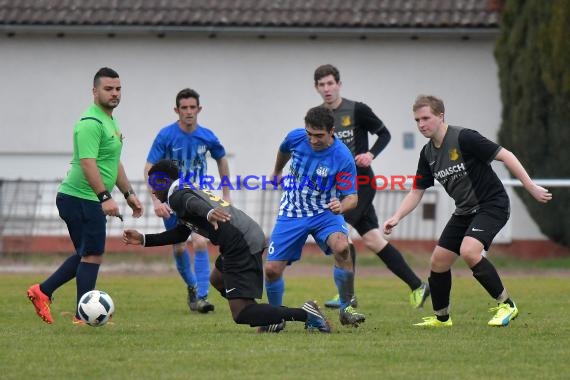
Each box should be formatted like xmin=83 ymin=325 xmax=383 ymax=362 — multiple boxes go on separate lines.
xmin=470 ymin=257 xmax=505 ymax=299
xmin=429 ymin=270 xmax=452 ymax=313
xmin=76 ymin=262 xmax=100 ymax=316
xmin=235 ymin=303 xmax=306 ymax=327
xmin=377 ymin=243 xmax=422 ymax=290
xmin=41 ymin=253 xmax=81 ymax=297
xmin=349 ymin=243 xmax=356 ymax=273
xmin=437 ymin=315 xmax=450 ymax=322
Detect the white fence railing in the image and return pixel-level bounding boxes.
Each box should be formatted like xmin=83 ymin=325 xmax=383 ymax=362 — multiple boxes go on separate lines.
xmin=0 ymin=179 xmax=438 ymax=238
xmin=1 ymin=178 xmax=568 ymax=245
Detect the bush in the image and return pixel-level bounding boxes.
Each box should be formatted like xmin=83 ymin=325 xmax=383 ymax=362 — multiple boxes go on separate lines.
xmin=495 ymin=0 xmax=570 ymax=246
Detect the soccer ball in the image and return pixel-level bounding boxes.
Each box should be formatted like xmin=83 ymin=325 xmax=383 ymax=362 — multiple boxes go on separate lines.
xmin=77 ymin=290 xmax=115 ymax=327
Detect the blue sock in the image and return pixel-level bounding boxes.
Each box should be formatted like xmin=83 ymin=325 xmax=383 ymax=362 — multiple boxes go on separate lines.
xmin=41 ymin=254 xmax=81 ymax=298
xmin=194 ymin=250 xmax=210 ymax=299
xmin=76 ymin=262 xmax=100 ymax=317
xmin=174 ymin=249 xmax=196 ymax=287
xmin=265 ymin=278 xmax=285 ymax=306
xmin=333 ymin=266 xmax=354 ymax=310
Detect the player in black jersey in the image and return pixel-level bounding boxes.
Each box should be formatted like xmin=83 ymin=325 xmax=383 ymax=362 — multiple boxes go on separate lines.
xmin=123 ymin=159 xmax=331 ymax=333
xmin=384 ymin=95 xmax=552 ymax=327
xmin=314 ymin=64 xmax=430 ymax=309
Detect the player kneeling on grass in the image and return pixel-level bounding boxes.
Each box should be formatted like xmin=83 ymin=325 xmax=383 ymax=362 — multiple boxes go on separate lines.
xmin=123 ymin=159 xmax=330 ymax=333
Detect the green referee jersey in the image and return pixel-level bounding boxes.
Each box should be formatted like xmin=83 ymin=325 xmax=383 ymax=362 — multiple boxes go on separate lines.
xmin=59 ymin=104 xmax=123 ymax=201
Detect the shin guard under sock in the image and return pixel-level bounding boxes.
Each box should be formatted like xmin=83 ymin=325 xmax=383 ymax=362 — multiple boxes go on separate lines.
xmin=41 ymin=253 xmax=81 ymax=297
xmin=471 ymin=256 xmax=506 ymax=301
xmin=428 ymin=270 xmax=452 ymax=316
xmin=377 ymin=243 xmax=422 ymax=290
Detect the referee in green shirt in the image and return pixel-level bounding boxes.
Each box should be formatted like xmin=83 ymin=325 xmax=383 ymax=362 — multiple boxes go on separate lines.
xmin=27 ymin=67 xmax=143 ymax=325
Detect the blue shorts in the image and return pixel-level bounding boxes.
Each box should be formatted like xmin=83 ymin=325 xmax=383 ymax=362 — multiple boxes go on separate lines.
xmin=267 ymin=211 xmax=349 ymax=264
xmin=56 ymin=193 xmax=106 ymax=256
xmin=163 ymin=213 xmax=178 ymax=230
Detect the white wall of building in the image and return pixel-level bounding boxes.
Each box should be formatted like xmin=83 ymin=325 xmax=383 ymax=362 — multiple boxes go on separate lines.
xmin=0 ymin=33 xmax=546 ymax=239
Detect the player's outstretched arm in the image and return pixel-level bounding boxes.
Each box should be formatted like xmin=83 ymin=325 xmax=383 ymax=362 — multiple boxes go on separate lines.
xmin=383 ymin=189 xmax=425 ymax=235
xmin=123 ymin=229 xmax=144 ymax=245
xmin=129 ymin=224 xmax=192 ymax=247
xmin=495 ymin=148 xmax=553 ymax=203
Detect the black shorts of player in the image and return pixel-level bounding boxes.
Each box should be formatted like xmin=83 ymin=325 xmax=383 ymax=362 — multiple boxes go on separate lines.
xmin=343 ymin=183 xmax=379 ymax=236
xmin=438 ymin=206 xmax=510 ymax=254
xmin=214 ymin=249 xmax=264 ymax=300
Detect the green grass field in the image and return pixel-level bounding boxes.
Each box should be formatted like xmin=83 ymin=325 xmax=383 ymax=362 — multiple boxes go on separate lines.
xmin=1 ymin=255 xmax=570 ymax=380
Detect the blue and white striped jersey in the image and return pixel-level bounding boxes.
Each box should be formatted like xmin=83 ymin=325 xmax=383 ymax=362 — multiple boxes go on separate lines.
xmin=147 ymin=122 xmax=226 ymax=182
xmin=278 ymin=128 xmax=357 ymax=218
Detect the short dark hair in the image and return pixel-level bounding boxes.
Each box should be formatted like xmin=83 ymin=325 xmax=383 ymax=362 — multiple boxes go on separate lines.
xmin=305 ymin=107 xmax=334 ymax=132
xmin=93 ymin=67 xmax=119 ymax=87
xmin=176 ymin=88 xmax=200 ymax=108
xmin=148 ymin=159 xmax=180 ymax=181
xmin=314 ymin=64 xmax=340 ymax=85
xmin=413 ymin=95 xmax=445 ymax=116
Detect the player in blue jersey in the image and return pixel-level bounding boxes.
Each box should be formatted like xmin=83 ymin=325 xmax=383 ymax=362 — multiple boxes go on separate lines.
xmin=263 ymin=106 xmax=366 ymax=329
xmin=314 ymin=64 xmax=430 ymax=310
xmin=145 ymin=88 xmax=230 ymax=313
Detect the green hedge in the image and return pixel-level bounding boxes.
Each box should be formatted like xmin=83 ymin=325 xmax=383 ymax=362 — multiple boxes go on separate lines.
xmin=495 ymin=0 xmax=570 ymax=246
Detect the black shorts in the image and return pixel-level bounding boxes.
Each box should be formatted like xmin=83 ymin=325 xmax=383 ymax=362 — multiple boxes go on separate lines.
xmin=56 ymin=193 xmax=106 ymax=256
xmin=214 ymin=249 xmax=264 ymax=300
xmin=438 ymin=206 xmax=510 ymax=254
xmin=343 ymin=184 xmax=378 ymax=236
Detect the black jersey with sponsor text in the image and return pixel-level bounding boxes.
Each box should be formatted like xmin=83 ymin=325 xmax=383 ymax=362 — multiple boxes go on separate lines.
xmin=415 ymin=126 xmax=508 ymax=215
xmin=167 ymin=183 xmax=266 ymax=255
xmin=329 ymin=98 xmax=387 ymax=177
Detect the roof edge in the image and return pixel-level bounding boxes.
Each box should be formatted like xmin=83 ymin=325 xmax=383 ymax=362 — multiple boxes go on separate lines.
xmin=1 ymin=25 xmax=499 ymax=38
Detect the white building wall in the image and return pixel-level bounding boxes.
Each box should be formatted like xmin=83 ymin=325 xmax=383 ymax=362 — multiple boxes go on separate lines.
xmin=0 ymin=33 xmax=546 ymax=239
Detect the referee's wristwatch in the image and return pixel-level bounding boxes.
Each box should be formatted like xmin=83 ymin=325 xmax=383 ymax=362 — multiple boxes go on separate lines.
xmin=124 ymin=189 xmax=136 ymax=199
xmin=97 ymin=191 xmax=112 ymax=203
